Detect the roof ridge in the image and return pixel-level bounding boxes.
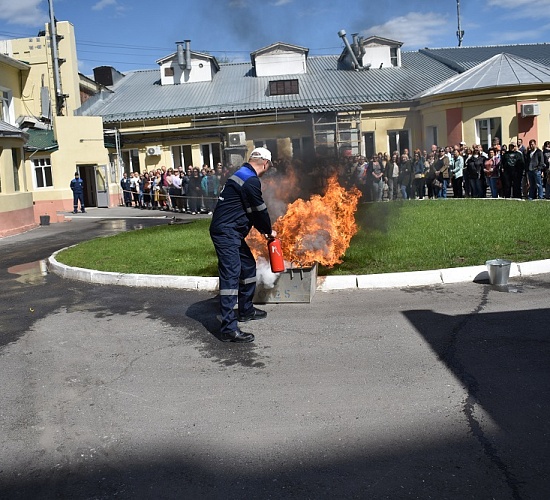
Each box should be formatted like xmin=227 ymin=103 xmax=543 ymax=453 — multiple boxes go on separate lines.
xmin=425 ymin=42 xmax=550 ymax=51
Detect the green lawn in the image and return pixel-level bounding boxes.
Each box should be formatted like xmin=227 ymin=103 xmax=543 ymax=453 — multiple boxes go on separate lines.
xmin=56 ymin=199 xmax=550 ymax=276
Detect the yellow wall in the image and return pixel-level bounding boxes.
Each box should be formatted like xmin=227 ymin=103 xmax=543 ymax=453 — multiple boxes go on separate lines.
xmin=10 ymin=21 xmax=81 ymax=119
xmin=361 ymin=106 xmax=421 ymax=153
xmin=0 ymin=138 xmax=36 ymax=236
xmin=0 ymin=60 xmax=25 ymax=119
xmin=119 ymin=119 xmax=313 ymax=172
xmin=24 ymin=116 xmax=110 ymax=220
xmin=418 ymin=88 xmax=550 ymax=148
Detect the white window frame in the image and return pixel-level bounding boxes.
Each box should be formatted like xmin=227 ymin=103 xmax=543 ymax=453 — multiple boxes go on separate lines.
xmin=32 ymin=157 xmax=54 ymax=189
xmin=121 ymin=148 xmax=140 ymax=175
xmin=387 ymin=129 xmax=411 ymax=156
xmin=1 ymin=87 xmax=15 ymax=125
xmin=475 ymin=118 xmax=502 ymax=152
xmin=200 ymin=142 xmax=222 ymax=169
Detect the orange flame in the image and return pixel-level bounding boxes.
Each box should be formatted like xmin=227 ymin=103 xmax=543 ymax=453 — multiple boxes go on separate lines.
xmin=248 ymin=175 xmax=361 ymax=268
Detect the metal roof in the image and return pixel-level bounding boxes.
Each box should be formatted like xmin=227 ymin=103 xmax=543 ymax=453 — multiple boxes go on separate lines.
xmin=0 ymin=53 xmax=31 ymax=70
xmin=0 ymin=120 xmax=29 ymax=140
xmin=23 ymin=128 xmax=57 ymax=152
xmin=417 ymin=53 xmax=550 ymax=98
xmin=78 ymin=52 xmax=456 ymax=124
xmin=77 ymin=43 xmax=550 ymax=124
xmin=420 ymin=43 xmax=550 ymax=71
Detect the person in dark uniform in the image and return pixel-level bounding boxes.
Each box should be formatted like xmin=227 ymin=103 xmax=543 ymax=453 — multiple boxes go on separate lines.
xmin=70 ymin=171 xmax=85 ymax=213
xmin=120 ymin=172 xmax=132 ymax=207
xmin=209 ymin=147 xmax=276 ymax=343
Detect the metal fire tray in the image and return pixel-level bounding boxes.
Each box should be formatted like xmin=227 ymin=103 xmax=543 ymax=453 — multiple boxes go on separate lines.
xmin=254 ymin=264 xmax=318 ymax=304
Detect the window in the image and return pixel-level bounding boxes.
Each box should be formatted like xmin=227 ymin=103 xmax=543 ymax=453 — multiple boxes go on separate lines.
xmin=1 ymin=89 xmax=14 ymax=124
xmin=33 ymin=157 xmax=53 ymax=188
xmin=171 ymin=145 xmax=192 ymax=169
xmin=12 ymin=148 xmax=20 ymax=192
xmin=164 ymin=67 xmax=174 ymax=77
xmin=269 ymin=79 xmax=299 ymax=96
xmin=254 ymin=139 xmax=279 ymax=160
xmin=201 ymin=143 xmax=222 ymax=168
xmin=390 ymin=47 xmax=398 ymax=67
xmin=426 ymin=126 xmax=438 ymax=149
xmin=121 ymin=149 xmax=140 ymax=175
xmin=290 ymin=137 xmax=314 ymax=159
xmin=363 ymin=132 xmax=375 ymax=160
xmin=476 ymin=118 xmax=502 ymax=152
xmin=388 ymin=130 xmax=410 ymax=156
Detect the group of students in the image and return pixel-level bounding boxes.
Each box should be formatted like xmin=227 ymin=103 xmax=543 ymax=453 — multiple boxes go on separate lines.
xmin=120 ymin=163 xmax=230 ymax=214
xmin=349 ymin=138 xmax=550 ymax=201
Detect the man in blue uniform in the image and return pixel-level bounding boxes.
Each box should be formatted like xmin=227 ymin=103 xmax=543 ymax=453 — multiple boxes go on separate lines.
xmin=209 ymin=147 xmax=276 ymax=343
xmin=70 ymin=171 xmax=86 ymax=213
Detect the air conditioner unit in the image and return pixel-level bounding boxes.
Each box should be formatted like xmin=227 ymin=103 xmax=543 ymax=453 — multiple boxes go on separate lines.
xmin=227 ymin=132 xmax=246 ymax=147
xmin=521 ymin=103 xmax=540 ymax=118
xmin=146 ymin=145 xmax=162 ymax=156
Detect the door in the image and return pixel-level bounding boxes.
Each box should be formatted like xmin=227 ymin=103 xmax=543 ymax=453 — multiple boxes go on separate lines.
xmin=95 ymin=165 xmax=109 ymax=207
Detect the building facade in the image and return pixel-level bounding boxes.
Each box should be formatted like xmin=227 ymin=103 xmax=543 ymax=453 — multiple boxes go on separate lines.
xmin=2 ymin=22 xmax=550 ymax=236
xmin=0 ymin=21 xmax=111 ymax=237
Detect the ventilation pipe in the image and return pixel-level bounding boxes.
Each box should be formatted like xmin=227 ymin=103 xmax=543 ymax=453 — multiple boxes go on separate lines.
xmin=176 ymin=41 xmax=185 ymax=68
xmin=352 ymin=33 xmax=360 ymax=58
xmin=184 ymin=40 xmax=191 ymax=70
xmin=176 ymin=40 xmax=191 ymax=70
xmin=338 ymin=29 xmax=361 ymax=70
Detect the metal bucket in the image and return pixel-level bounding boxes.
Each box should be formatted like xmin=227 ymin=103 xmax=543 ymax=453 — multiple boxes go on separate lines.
xmin=486 ymin=259 xmax=512 ymax=286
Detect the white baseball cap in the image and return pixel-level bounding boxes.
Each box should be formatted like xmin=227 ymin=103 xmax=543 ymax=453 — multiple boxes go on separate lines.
xmin=249 ymin=147 xmax=272 ymax=162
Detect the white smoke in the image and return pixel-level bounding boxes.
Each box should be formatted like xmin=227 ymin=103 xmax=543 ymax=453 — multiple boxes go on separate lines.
xmin=256 ymin=256 xmax=289 ymax=289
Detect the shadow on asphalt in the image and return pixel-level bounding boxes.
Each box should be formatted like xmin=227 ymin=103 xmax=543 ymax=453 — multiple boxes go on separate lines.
xmin=2 ymin=218 xmax=549 ymax=498
xmin=1 ymin=304 xmax=548 ymax=498
xmin=403 ymin=307 xmax=550 ymax=500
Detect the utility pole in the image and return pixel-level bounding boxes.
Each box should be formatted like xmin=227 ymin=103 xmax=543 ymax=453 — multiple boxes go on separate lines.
xmin=456 ymin=0 xmax=465 ymax=47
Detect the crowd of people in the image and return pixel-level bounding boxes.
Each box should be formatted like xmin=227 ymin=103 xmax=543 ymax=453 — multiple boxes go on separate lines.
xmin=344 ymin=138 xmax=550 ymax=202
xmin=120 ymin=163 xmax=230 ymax=214
xmin=120 ymin=138 xmax=550 ymax=213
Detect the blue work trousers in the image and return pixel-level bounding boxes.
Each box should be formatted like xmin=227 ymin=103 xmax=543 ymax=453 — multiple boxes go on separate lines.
xmin=211 ymin=230 xmax=257 ymax=334
xmin=73 ymin=192 xmax=85 ymax=211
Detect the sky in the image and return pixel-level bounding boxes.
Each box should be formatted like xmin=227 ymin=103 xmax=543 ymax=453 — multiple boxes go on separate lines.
xmin=1 ymin=0 xmax=550 ymax=76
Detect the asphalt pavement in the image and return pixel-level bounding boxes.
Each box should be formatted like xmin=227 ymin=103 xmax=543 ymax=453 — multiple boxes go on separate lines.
xmin=1 ymin=207 xmax=549 ymax=499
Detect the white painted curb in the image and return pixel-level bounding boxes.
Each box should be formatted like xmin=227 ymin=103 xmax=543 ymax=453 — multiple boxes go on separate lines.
xmin=48 ymin=247 xmax=550 ymax=292
xmin=357 ymin=270 xmax=442 ymax=289
xmin=518 ymin=259 xmax=550 ymax=276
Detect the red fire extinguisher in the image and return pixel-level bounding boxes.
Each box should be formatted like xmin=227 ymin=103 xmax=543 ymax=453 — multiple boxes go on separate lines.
xmin=267 ymin=237 xmax=285 ymax=273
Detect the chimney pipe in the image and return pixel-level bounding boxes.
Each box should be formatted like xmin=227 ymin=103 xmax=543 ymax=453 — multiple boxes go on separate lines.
xmin=176 ymin=41 xmax=185 ymax=68
xmin=184 ymin=40 xmax=191 ymax=70
xmin=338 ymin=29 xmax=361 ymax=70
xmin=352 ymin=33 xmax=360 ymax=57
